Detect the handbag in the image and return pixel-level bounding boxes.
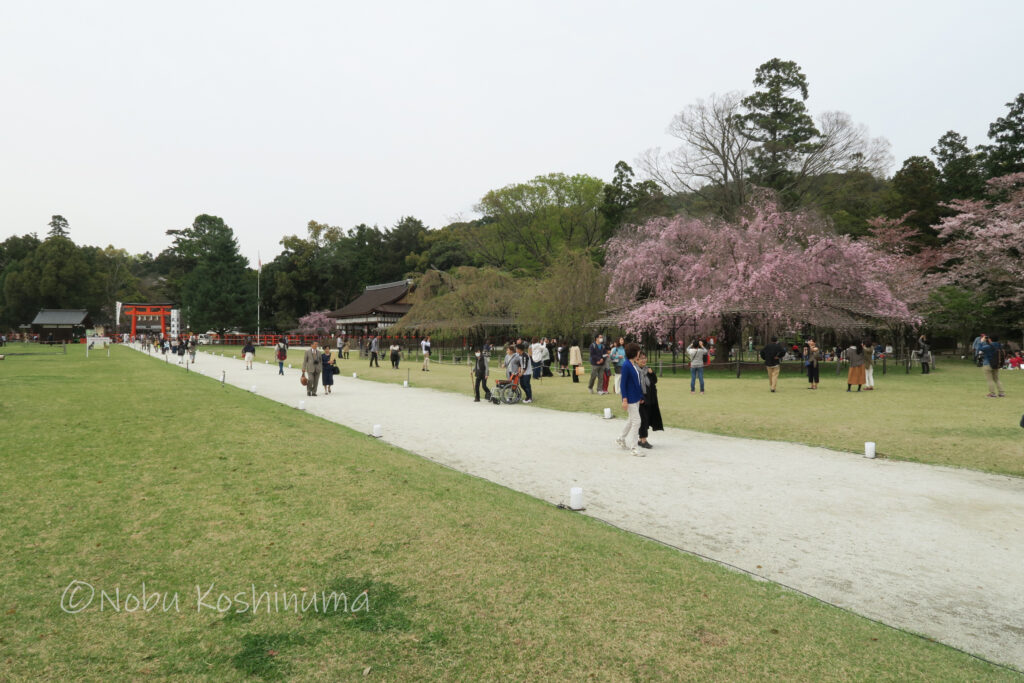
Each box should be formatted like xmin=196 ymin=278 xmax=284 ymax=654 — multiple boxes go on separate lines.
xmin=300 ymin=375 xmax=308 ymax=386
xmin=575 ymin=366 xmax=585 ymax=376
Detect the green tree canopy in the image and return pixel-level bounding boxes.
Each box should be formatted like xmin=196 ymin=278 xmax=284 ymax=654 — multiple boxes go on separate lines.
xmin=738 ymin=58 xmax=820 ymax=199
xmin=599 ymin=161 xmax=665 ymax=231
xmin=47 ymin=215 xmax=69 ymax=239
xmin=983 ymin=93 xmax=1024 ymax=177
xmin=469 ymin=173 xmax=608 ymax=271
xmin=166 ymin=215 xmax=253 ymax=334
xmin=931 ymin=131 xmax=985 ymax=200
xmin=887 ymin=156 xmax=944 ymax=239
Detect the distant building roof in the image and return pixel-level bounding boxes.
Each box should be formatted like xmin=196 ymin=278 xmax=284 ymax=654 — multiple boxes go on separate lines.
xmin=327 ymin=280 xmax=413 ymax=319
xmin=31 ymin=309 xmax=91 ymax=326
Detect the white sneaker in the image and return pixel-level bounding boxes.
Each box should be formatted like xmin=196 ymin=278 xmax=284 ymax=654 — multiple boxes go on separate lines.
xmin=616 ymin=438 xmax=626 ymax=450
xmin=631 ymin=448 xmax=645 ymax=457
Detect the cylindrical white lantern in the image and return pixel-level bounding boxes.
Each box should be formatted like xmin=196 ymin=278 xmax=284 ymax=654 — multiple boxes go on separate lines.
xmin=298 ymin=400 xmax=305 ymax=410
xmin=352 ymin=372 xmax=358 ymax=378
xmin=603 ymin=408 xmax=612 ymax=419
xmin=288 ymin=363 xmax=292 ymax=368
xmin=865 ymin=442 xmax=876 ymax=459
xmin=372 ymin=424 xmax=383 ymax=438
xmin=569 ymin=487 xmax=584 ymax=510
xmin=251 ymin=385 xmax=257 ymax=392
xmin=403 ymin=380 xmax=408 ymax=387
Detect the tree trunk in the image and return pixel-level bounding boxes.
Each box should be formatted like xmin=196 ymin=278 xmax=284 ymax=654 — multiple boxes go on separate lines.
xmin=716 ymin=314 xmax=742 ymax=365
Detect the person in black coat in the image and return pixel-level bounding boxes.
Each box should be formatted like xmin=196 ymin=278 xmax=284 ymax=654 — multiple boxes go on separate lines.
xmin=636 ymin=351 xmax=663 ymax=449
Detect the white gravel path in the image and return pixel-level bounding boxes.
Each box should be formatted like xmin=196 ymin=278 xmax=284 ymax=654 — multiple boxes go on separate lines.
xmin=144 ymin=346 xmax=1024 ymax=670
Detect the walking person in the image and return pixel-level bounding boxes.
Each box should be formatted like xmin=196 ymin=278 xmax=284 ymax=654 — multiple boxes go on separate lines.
xmin=846 ymin=343 xmax=866 ymax=392
xmin=636 ymin=351 xmax=663 ymax=450
xmin=978 ymin=334 xmax=1006 ymax=398
xmin=301 ymin=340 xmax=322 ymax=396
xmin=321 ymin=345 xmax=336 ymax=395
xmin=177 ymin=336 xmax=187 ymax=365
xmin=275 ymin=337 xmax=288 ymax=375
xmin=421 ymin=336 xmax=431 ymax=371
xmin=568 ymin=341 xmax=583 ymax=383
xmin=471 ymin=347 xmax=491 ymax=402
xmin=588 ymin=335 xmax=607 ymax=394
xmin=516 ymin=343 xmax=534 ymax=403
xmin=369 ymin=335 xmax=380 ymax=367
xmin=862 ymin=340 xmax=876 ymax=390
xmin=918 ymin=334 xmax=931 ymax=374
xmin=806 ymin=339 xmax=820 ymax=390
xmin=557 ymin=341 xmax=569 ymax=378
xmin=389 ymin=341 xmax=401 ymax=369
xmin=242 ymin=338 xmax=256 ymax=370
xmin=615 ymin=343 xmax=645 ymax=457
xmin=760 ymin=337 xmax=786 ymax=393
xmin=687 ymin=339 xmax=708 ymax=394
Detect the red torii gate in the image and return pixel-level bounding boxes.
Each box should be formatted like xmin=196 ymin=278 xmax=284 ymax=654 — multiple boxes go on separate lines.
xmin=122 ymin=303 xmax=173 ymax=338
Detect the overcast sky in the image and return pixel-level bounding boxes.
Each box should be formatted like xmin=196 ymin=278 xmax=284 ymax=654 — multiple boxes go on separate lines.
xmin=2 ymin=1 xmax=1021 ymax=267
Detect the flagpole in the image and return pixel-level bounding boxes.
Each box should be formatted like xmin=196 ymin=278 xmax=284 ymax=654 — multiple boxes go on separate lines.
xmin=257 ymin=252 xmax=261 ymax=347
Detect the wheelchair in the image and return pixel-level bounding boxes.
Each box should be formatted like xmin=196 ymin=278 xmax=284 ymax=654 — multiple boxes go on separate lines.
xmin=493 ymin=375 xmax=523 ymax=404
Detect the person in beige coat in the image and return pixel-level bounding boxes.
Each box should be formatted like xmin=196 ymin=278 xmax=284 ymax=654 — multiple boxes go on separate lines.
xmin=568 ymin=341 xmax=583 ymax=384
xmin=302 ymin=341 xmax=322 ymax=396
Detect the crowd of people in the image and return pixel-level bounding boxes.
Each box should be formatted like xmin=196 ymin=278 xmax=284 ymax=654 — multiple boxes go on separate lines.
xmin=134 ymin=328 xmax=1018 ymax=450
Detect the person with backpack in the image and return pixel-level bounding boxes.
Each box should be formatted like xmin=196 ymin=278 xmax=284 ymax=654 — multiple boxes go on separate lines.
xmin=275 ymin=337 xmax=287 ymax=375
xmin=978 ymin=334 xmax=1006 ymax=398
xmin=760 ymin=337 xmax=786 ymax=393
xmin=471 ymin=347 xmax=491 ymax=402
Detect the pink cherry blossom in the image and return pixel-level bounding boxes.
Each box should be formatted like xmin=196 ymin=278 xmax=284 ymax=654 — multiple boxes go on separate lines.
xmin=605 ymin=195 xmax=917 ymax=345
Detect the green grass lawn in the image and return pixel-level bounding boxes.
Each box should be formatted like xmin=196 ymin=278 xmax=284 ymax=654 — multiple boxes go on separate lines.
xmin=1 ymin=346 xmax=1018 ymax=680
xmin=213 ymin=344 xmax=1024 ymax=477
